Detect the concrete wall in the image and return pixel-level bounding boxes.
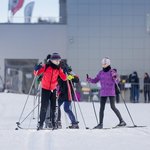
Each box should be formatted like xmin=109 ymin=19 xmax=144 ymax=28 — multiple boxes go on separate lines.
xmin=0 ymin=24 xmax=67 ymax=80
xmin=67 ymin=0 xmax=150 ymax=81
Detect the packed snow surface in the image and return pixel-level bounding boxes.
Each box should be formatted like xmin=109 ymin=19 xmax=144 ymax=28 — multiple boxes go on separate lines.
xmin=0 ymin=93 xmax=150 ymax=150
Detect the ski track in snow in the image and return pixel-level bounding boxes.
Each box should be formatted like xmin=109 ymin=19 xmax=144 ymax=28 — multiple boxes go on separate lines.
xmin=27 ymin=131 xmax=52 ymax=150
xmin=0 ymin=93 xmax=150 ymax=150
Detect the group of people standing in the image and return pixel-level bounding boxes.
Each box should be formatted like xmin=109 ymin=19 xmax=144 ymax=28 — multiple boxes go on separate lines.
xmin=128 ymin=72 xmax=150 ymax=103
xmin=34 ymin=53 xmax=79 ymax=130
xmin=34 ymin=53 xmax=126 ymax=130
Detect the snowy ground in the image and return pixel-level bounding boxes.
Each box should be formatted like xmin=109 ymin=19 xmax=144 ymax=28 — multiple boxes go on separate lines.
xmin=0 ymin=93 xmax=150 ymax=150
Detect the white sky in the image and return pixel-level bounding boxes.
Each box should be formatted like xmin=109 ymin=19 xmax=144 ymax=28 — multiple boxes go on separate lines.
xmin=0 ymin=0 xmax=59 ymax=23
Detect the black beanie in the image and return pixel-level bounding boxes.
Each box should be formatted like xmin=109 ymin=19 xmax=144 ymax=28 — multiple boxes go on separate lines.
xmin=51 ymin=53 xmax=61 ymax=60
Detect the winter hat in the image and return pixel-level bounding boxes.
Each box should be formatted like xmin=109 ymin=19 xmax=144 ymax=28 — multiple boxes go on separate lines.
xmin=46 ymin=54 xmax=51 ymax=62
xmin=51 ymin=53 xmax=61 ymax=60
xmin=101 ymin=57 xmax=111 ymax=66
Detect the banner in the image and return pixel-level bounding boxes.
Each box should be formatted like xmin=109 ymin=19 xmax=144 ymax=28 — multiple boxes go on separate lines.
xmin=8 ymin=0 xmax=24 ymax=15
xmin=24 ymin=1 xmax=35 ymax=23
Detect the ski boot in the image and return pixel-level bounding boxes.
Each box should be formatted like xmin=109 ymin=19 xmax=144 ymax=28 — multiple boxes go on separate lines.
xmin=117 ymin=120 xmax=126 ymax=127
xmin=93 ymin=123 xmax=103 ymax=129
xmin=45 ymin=121 xmax=53 ymax=129
xmin=37 ymin=122 xmax=43 ymax=130
xmin=57 ymin=121 xmax=62 ymax=129
xmin=68 ymin=122 xmax=79 ymax=129
xmin=52 ymin=122 xmax=58 ymax=130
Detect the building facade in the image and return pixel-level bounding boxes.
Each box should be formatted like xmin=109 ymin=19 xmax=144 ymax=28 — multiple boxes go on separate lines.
xmin=67 ymin=0 xmax=150 ymax=81
xmin=0 ymin=0 xmax=150 ymax=92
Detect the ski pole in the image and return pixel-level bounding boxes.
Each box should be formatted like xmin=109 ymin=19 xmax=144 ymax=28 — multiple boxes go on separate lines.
xmin=17 ymin=74 xmax=37 ymax=124
xmin=32 ymin=91 xmax=39 ymax=119
xmin=115 ymin=81 xmax=137 ymax=127
xmin=17 ymin=62 xmax=42 ymax=125
xmin=28 ymin=88 xmax=41 ymax=128
xmin=16 ymin=101 xmax=41 ymax=126
xmin=70 ymin=79 xmax=89 ymax=129
xmin=66 ymin=74 xmax=78 ymax=121
xmin=37 ymin=86 xmax=41 ymax=125
xmin=86 ymin=74 xmax=98 ymax=124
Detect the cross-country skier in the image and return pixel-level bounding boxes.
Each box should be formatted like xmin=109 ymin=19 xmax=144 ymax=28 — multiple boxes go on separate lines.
xmin=87 ymin=57 xmax=126 ymax=129
xmin=57 ymin=61 xmax=79 ymax=129
xmin=34 ymin=53 xmax=67 ymax=130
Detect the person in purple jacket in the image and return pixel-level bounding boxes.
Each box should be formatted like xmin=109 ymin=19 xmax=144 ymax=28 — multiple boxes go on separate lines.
xmin=87 ymin=57 xmax=126 ymax=129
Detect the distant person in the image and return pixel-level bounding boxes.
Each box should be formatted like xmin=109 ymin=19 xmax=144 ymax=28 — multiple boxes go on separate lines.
xmin=129 ymin=71 xmax=140 ymax=103
xmin=87 ymin=57 xmax=126 ymax=129
xmin=113 ymin=69 xmax=120 ymax=103
xmin=128 ymin=73 xmax=133 ymax=102
xmin=143 ymin=73 xmax=150 ymax=103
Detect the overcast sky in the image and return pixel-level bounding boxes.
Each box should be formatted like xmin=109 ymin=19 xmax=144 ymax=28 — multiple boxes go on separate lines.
xmin=0 ymin=0 xmax=59 ymax=23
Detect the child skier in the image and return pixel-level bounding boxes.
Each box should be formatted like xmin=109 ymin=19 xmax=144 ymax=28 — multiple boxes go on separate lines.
xmin=34 ymin=53 xmax=67 ymax=130
xmin=57 ymin=61 xmax=79 ymax=129
xmin=87 ymin=57 xmax=126 ymax=129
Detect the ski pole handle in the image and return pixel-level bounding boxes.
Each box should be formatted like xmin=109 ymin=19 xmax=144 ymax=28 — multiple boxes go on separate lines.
xmin=38 ymin=62 xmax=42 ymax=65
xmin=86 ymin=74 xmax=89 ymax=79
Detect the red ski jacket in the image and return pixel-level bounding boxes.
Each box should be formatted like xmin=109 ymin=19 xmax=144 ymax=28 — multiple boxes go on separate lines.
xmin=34 ymin=64 xmax=67 ymax=91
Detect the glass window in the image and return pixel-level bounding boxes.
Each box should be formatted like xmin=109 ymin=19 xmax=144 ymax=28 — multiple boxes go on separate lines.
xmin=89 ymin=5 xmax=100 ymax=16
xmin=111 ymin=27 xmax=122 ymax=38
xmin=133 ymin=27 xmax=145 ymax=38
xmin=99 ymin=16 xmax=111 ymax=26
xmin=100 ymin=5 xmax=111 ymax=16
xmin=78 ymin=16 xmax=89 ymax=27
xmin=111 ymin=38 xmax=122 ymax=49
xmin=123 ymin=27 xmax=134 ymax=38
xmin=78 ymin=4 xmax=89 ymax=15
xmin=89 ymin=16 xmax=100 ymax=27
xmin=133 ymin=4 xmax=145 ymax=15
xmin=89 ymin=27 xmax=100 ymax=37
xmin=68 ymin=15 xmax=78 ymax=26
xmin=100 ymin=27 xmax=112 ymax=37
xmin=111 ymin=16 xmax=122 ymax=27
xmin=133 ymin=38 xmax=144 ymax=49
xmin=133 ymin=16 xmax=145 ymax=27
xmin=68 ymin=4 xmax=78 ymax=15
xmin=100 ymin=38 xmax=112 ymax=49
xmin=123 ymin=4 xmax=134 ymax=15
xmin=122 ymin=16 xmax=133 ymax=27
xmin=111 ymin=4 xmax=123 ymax=16
xmin=122 ymin=38 xmax=133 ymax=49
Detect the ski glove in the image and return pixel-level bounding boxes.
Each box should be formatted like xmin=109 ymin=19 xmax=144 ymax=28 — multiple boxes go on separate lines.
xmin=64 ymin=66 xmax=72 ymax=74
xmin=86 ymin=77 xmax=92 ymax=83
xmin=67 ymin=75 xmax=74 ymax=80
xmin=111 ymin=70 xmax=120 ymax=83
xmin=34 ymin=64 xmax=42 ymax=71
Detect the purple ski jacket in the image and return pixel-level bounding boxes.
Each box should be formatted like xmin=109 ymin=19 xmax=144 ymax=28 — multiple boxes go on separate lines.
xmin=88 ymin=69 xmax=119 ymax=97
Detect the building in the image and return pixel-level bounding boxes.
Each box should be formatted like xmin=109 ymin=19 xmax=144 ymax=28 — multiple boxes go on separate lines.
xmin=0 ymin=0 xmax=150 ymax=93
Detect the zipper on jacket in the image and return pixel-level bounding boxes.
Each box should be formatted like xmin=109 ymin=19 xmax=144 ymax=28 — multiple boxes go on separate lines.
xmin=49 ymin=68 xmax=54 ymax=90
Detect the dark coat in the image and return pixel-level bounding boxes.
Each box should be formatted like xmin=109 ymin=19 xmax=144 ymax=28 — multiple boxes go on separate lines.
xmin=129 ymin=72 xmax=139 ymax=89
xmin=58 ymin=75 xmax=79 ymax=101
xmin=144 ymin=77 xmax=150 ymax=92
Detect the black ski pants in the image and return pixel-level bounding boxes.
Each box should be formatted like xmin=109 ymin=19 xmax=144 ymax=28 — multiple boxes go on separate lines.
xmin=99 ymin=96 xmax=123 ymax=124
xmin=39 ymin=88 xmax=56 ymax=126
xmin=144 ymin=90 xmax=150 ymax=103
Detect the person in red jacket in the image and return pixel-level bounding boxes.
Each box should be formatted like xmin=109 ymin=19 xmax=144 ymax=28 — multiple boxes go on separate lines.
xmin=34 ymin=53 xmax=67 ymax=130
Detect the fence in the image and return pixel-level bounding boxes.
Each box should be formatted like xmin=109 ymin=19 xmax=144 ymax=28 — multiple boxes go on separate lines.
xmin=81 ymin=82 xmax=150 ymax=103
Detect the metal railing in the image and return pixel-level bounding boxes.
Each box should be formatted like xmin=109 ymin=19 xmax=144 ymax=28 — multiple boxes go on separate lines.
xmin=0 ymin=16 xmax=65 ymax=24
xmin=81 ymin=82 xmax=150 ymax=103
